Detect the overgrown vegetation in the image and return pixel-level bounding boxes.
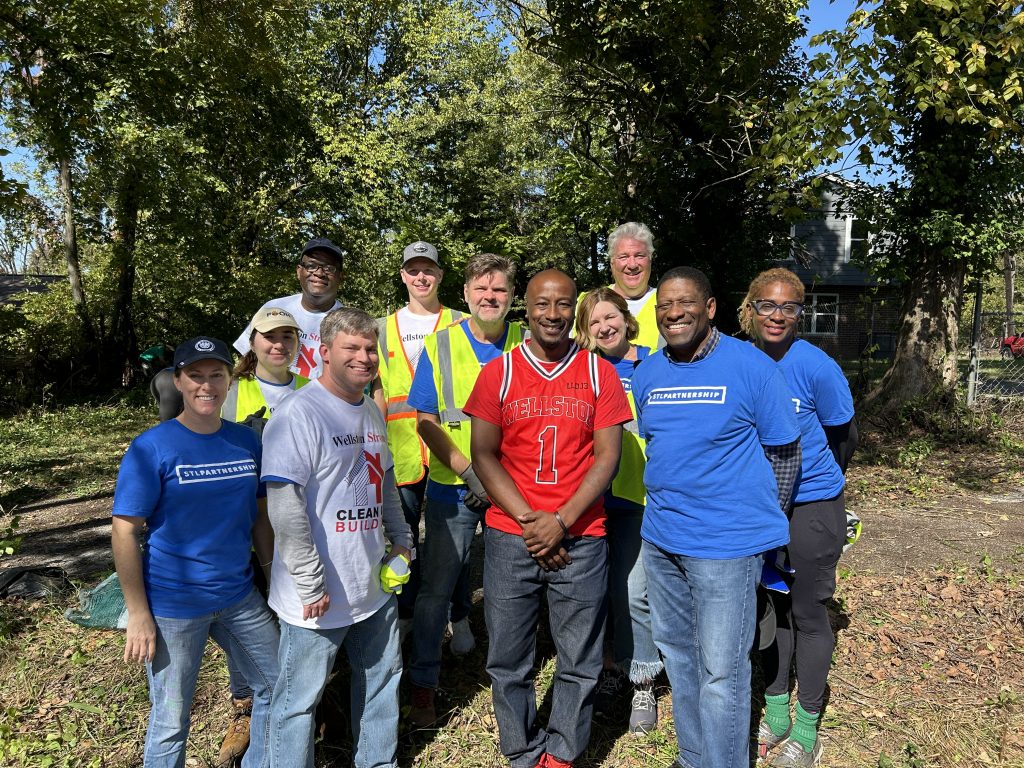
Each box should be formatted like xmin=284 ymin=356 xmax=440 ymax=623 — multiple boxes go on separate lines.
xmin=0 ymin=404 xmax=153 ymax=509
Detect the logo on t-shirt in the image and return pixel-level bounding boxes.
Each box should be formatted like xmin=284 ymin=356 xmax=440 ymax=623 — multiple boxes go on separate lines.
xmin=297 ymin=342 xmax=317 ymax=378
xmin=647 ymin=386 xmax=727 ymax=405
xmin=176 ymin=460 xmax=257 ymax=484
xmin=343 ymin=450 xmax=386 ymax=506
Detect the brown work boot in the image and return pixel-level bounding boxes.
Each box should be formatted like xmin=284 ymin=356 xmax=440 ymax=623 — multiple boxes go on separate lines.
xmin=217 ymin=697 xmax=252 ymax=767
xmin=408 ymin=684 xmax=437 ymax=729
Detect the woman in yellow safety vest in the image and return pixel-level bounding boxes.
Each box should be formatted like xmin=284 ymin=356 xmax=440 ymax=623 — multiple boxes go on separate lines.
xmin=224 ymin=306 xmax=310 ymax=425
xmin=215 ymin=305 xmax=309 ymax=765
xmin=575 ymin=287 xmax=662 ymax=735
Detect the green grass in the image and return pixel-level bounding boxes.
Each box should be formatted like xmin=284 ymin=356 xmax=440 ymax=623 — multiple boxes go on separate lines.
xmin=0 ymin=405 xmax=154 ymax=511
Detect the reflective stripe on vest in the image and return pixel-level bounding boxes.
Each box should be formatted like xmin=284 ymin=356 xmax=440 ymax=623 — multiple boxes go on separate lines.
xmin=378 ymin=306 xmax=464 ymax=485
xmin=221 ymin=375 xmax=308 ymax=422
xmin=611 ymin=389 xmax=646 ymax=506
xmin=428 ymin=321 xmax=523 ymax=486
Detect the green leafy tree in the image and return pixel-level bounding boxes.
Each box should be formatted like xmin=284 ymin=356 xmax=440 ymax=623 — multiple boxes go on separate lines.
xmin=758 ymin=0 xmax=1024 ymax=410
xmin=503 ymin=0 xmax=807 ymax=315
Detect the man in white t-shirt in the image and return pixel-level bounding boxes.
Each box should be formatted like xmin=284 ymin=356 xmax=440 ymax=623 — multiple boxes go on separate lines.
xmin=262 ymin=307 xmax=413 ymax=768
xmin=234 ymin=238 xmax=344 ymax=380
xmin=374 ymin=241 xmax=468 ymax=644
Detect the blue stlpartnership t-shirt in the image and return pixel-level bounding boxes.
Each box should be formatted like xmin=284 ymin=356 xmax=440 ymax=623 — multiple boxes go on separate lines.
xmin=778 ymin=338 xmax=854 ymax=504
xmin=112 ymin=419 xmax=265 ymax=618
xmin=408 ymin=322 xmax=510 ymax=503
xmin=632 ymin=334 xmax=799 ymax=558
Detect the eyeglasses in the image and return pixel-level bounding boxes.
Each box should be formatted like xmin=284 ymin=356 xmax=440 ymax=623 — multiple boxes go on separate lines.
xmin=751 ymin=300 xmax=803 ymax=318
xmin=299 ymin=260 xmax=340 ymax=277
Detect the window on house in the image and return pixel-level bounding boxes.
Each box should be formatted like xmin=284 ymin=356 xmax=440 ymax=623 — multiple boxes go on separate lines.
xmin=844 ymin=217 xmax=871 ymax=263
xmin=801 ymin=293 xmax=839 ymax=335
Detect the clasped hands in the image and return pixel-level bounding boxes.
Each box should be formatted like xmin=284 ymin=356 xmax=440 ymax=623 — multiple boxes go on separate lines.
xmin=520 ymin=510 xmax=572 ymax=571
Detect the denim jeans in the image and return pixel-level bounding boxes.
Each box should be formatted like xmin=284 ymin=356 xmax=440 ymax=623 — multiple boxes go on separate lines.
xmin=605 ymin=508 xmax=662 ymax=683
xmin=484 ymin=529 xmax=607 ymax=768
xmin=144 ymin=588 xmax=279 ymax=768
xmin=270 ymin=596 xmax=401 ymax=768
xmin=643 ymin=542 xmax=760 ymax=768
xmin=409 ymin=494 xmax=485 ymax=688
xmin=396 ymin=478 xmax=426 ymax=619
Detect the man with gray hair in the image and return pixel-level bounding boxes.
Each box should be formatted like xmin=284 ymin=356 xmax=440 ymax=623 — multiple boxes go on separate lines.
xmin=604 ymin=222 xmax=661 ymax=349
xmin=262 ymin=307 xmax=413 ymax=767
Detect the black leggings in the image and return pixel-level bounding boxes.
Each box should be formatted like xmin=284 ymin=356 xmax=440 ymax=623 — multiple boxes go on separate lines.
xmin=762 ymin=491 xmax=846 ymax=712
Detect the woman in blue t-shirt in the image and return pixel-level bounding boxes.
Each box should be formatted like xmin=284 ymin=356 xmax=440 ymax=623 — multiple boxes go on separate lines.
xmin=575 ymin=288 xmax=661 ymax=734
xmin=740 ymin=269 xmax=858 ymax=768
xmin=111 ymin=337 xmax=280 ymax=768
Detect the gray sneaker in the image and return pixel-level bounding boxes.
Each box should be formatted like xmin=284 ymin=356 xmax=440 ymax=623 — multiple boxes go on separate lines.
xmin=628 ymin=683 xmax=658 ymax=734
xmin=757 ymin=720 xmax=791 ymax=761
xmin=770 ymin=737 xmax=823 ymax=768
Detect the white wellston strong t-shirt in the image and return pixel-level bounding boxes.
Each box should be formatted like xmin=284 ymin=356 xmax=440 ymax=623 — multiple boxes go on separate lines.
xmin=262 ymin=380 xmax=394 ymax=629
xmin=395 ymin=306 xmax=441 ymax=372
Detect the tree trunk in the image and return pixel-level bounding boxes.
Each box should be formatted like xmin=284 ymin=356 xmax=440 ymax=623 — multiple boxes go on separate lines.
xmin=108 ymin=166 xmax=140 ymax=387
xmin=58 ymin=157 xmax=96 ymax=347
xmin=1005 ymin=251 xmax=1016 ymax=336
xmin=863 ymin=254 xmax=966 ymax=412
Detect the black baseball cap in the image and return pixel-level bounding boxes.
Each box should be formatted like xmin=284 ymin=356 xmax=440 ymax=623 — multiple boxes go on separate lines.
xmin=300 ymin=238 xmax=344 ymax=264
xmin=173 ymin=337 xmax=233 ymax=369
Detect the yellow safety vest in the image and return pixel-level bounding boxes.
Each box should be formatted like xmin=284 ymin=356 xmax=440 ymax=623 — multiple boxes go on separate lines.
xmin=221 ymin=375 xmax=309 ymax=422
xmin=377 ymin=307 xmax=464 ymax=486
xmin=423 ymin=321 xmax=523 ymax=486
xmin=611 ymin=389 xmax=647 ymax=506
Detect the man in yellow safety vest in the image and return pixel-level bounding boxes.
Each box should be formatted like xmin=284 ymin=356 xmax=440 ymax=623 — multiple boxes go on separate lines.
xmin=600 ymin=222 xmax=663 ymax=350
xmin=404 ymin=253 xmax=523 ymax=728
xmin=375 ymin=241 xmax=464 ymax=640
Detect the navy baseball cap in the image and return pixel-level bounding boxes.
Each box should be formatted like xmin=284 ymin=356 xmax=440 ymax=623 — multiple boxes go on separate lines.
xmin=173 ymin=337 xmax=233 ymax=369
xmin=300 ymin=238 xmax=344 ymax=264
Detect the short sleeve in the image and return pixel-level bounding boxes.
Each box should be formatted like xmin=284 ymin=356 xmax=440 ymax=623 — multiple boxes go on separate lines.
xmin=462 ymin=357 xmax=504 ymax=426
xmin=407 ymin=352 xmax=440 ymax=414
xmin=754 ymin=367 xmax=801 ymax=446
xmin=812 ymin=358 xmax=855 ymax=426
xmin=111 ymin=436 xmax=163 ymax=519
xmin=593 ymin=356 xmax=634 ymax=430
xmin=261 ymin=406 xmax=315 ymax=486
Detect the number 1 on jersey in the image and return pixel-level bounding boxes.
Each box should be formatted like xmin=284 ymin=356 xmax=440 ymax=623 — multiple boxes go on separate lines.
xmin=536 ymin=425 xmax=558 ymax=484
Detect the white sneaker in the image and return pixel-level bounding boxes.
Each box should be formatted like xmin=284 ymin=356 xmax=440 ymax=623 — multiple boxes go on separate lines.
xmin=448 ymin=618 xmax=476 ymax=656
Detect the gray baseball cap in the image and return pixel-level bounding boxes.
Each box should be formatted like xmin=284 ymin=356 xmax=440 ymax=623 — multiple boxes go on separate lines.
xmin=402 ymin=241 xmax=439 ymax=265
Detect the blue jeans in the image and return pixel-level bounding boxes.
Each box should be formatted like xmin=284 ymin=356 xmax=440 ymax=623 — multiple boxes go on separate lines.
xmin=144 ymin=588 xmax=279 ymax=768
xmin=397 ymin=479 xmax=426 ymax=619
xmin=606 ymin=508 xmax=662 ymax=683
xmin=270 ymin=596 xmax=401 ymax=768
xmin=409 ymin=495 xmax=485 ymax=688
xmin=484 ymin=529 xmax=607 ymax=768
xmin=643 ymin=542 xmax=760 ymax=768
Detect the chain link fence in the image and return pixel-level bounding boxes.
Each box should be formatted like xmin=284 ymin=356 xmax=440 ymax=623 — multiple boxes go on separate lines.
xmin=966 ymin=311 xmax=1024 ymax=404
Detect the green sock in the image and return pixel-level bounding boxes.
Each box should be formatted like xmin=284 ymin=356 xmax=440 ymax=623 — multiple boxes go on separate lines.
xmin=791 ymin=702 xmax=820 ymax=752
xmin=763 ymin=693 xmax=791 ymax=737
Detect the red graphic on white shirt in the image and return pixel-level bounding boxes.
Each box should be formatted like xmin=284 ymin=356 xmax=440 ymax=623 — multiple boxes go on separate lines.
xmin=364 ymin=451 xmax=384 ymax=504
xmin=296 ymin=343 xmax=316 ymax=378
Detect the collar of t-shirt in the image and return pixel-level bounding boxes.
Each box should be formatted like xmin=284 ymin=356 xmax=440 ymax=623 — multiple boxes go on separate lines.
xmin=624 ymin=286 xmax=655 ymax=317
xmin=667 ymin=326 xmax=720 ymax=364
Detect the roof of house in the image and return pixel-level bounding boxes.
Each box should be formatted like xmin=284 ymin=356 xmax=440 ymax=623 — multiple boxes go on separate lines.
xmin=0 ymin=274 xmax=64 ymax=306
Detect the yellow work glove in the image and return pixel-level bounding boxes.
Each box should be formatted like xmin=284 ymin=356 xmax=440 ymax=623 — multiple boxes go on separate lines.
xmin=380 ymin=553 xmax=411 ymax=594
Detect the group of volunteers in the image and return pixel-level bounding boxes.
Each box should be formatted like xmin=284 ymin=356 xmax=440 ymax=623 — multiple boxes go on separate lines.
xmin=111 ymin=222 xmax=857 ymax=768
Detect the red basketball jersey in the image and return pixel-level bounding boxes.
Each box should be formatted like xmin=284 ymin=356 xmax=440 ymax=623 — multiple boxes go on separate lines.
xmin=464 ymin=341 xmax=632 ymax=536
